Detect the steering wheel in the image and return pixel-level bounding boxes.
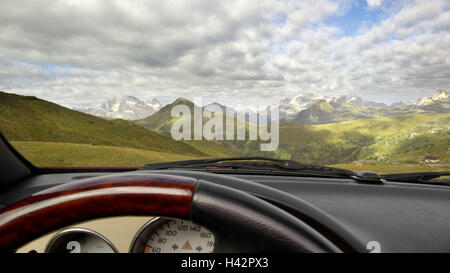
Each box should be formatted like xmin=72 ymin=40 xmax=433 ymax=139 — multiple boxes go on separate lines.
xmin=0 ymin=173 xmax=348 ymax=252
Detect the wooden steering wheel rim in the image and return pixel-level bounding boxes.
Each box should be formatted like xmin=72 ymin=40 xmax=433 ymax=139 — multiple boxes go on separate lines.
xmin=0 ymin=173 xmax=197 ymax=251
xmin=0 ymin=172 xmax=342 ymax=253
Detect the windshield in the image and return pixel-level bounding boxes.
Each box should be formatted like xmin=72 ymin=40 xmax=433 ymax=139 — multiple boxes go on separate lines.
xmin=0 ymin=0 xmax=449 ymax=175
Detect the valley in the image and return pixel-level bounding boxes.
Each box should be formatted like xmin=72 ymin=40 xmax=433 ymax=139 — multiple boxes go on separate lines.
xmin=0 ymin=90 xmax=448 ymax=174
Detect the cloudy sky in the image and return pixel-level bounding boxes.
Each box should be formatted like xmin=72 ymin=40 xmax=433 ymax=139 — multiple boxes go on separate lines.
xmin=0 ymin=0 xmax=449 ymax=107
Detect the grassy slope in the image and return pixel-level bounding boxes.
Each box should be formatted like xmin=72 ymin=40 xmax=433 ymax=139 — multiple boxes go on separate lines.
xmin=10 ymin=141 xmax=200 ymax=167
xmin=0 ymin=92 xmax=235 ymax=166
xmin=1 ymin=92 xmax=447 ymax=172
xmin=316 ymin=113 xmax=450 ymax=163
xmin=330 ymin=162 xmax=450 ymax=174
xmin=137 ymin=97 xmax=448 ymax=168
xmin=0 ymin=92 xmax=203 ymax=155
xmin=219 ymin=113 xmax=450 ymax=167
xmin=282 ymin=98 xmax=449 ymax=125
xmin=135 ymin=98 xmax=195 ymax=133
xmin=285 ymin=100 xmax=380 ymax=125
xmin=135 ymin=98 xmax=238 ymax=157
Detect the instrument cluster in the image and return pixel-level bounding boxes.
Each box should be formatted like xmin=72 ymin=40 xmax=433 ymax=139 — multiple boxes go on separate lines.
xmin=45 ymin=218 xmax=215 ymax=253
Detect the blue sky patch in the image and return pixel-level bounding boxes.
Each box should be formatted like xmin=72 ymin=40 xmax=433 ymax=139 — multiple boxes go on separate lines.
xmin=325 ymin=0 xmax=386 ymax=37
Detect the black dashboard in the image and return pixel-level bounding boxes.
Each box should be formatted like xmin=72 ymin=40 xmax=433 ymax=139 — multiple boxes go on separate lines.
xmin=2 ymin=169 xmax=450 ymax=253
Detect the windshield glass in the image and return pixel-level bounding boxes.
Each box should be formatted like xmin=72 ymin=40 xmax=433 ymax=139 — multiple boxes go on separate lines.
xmin=0 ymin=0 xmax=449 ymax=174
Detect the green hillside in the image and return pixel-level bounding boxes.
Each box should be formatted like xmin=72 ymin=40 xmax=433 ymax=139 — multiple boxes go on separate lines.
xmin=135 ymin=98 xmax=197 ymax=134
xmin=0 ymin=92 xmax=204 ymax=155
xmin=10 ymin=141 xmax=200 ymax=167
xmin=219 ymin=113 xmax=450 ymax=166
xmin=330 ymin=162 xmax=450 ymax=174
xmin=134 ymin=96 xmax=449 ymax=168
xmin=283 ymin=100 xmax=381 ymax=125
xmin=319 ymin=113 xmax=450 ymax=164
xmin=134 ymin=98 xmax=237 ymax=157
xmin=1 ymin=91 xmax=447 ymax=172
xmin=0 ymin=92 xmax=235 ymax=164
xmin=135 ymin=98 xmax=254 ymax=139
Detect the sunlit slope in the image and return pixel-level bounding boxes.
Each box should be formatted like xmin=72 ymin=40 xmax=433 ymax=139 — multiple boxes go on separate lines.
xmin=316 ymin=113 xmax=450 ymax=162
xmin=10 ymin=141 xmax=202 ymax=167
xmin=330 ymin=163 xmax=450 ymax=174
xmin=137 ymin=97 xmax=449 ymax=166
xmin=219 ymin=113 xmax=450 ymax=166
xmin=281 ymin=94 xmax=449 ymax=125
xmin=135 ymin=98 xmax=240 ymax=157
xmin=282 ymin=100 xmax=381 ymax=125
xmin=0 ymin=92 xmax=234 ymax=158
xmin=135 ymin=98 xmax=196 ymax=134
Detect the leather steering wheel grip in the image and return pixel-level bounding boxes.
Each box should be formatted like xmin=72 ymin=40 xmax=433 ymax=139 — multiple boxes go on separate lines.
xmin=0 ymin=173 xmax=340 ymax=252
xmin=192 ymin=180 xmax=340 ymax=253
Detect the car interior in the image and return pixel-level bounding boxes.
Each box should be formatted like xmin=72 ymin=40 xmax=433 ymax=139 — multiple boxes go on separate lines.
xmin=1 ymin=133 xmax=450 ymax=253
xmin=1 ymin=0 xmax=449 ymax=259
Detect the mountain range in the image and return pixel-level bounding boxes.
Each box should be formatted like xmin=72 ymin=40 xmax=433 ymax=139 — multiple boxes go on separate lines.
xmin=74 ymin=96 xmax=162 ymax=120
xmin=1 ymin=91 xmax=448 ymax=170
xmin=278 ymin=93 xmax=390 ymax=118
xmin=282 ymin=94 xmax=448 ymax=124
xmin=131 ymin=94 xmax=450 ymax=166
xmin=74 ymin=90 xmax=449 ymax=126
xmin=133 ymin=89 xmax=449 ymax=129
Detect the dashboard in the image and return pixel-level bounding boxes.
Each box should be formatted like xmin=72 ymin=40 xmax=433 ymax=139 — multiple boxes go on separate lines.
xmin=3 ymin=169 xmax=450 ymax=253
xmin=2 ymin=129 xmax=450 ymax=253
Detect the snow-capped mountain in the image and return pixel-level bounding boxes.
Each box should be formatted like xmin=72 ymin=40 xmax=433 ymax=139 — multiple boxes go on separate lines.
xmin=279 ymin=93 xmax=326 ymax=117
xmin=74 ymin=96 xmax=162 ymax=120
xmin=280 ymin=90 xmax=449 ymax=118
xmin=279 ymin=89 xmax=449 ymax=125
xmin=278 ymin=93 xmax=388 ymax=118
xmin=74 ymin=90 xmax=448 ymax=122
xmin=146 ymin=98 xmax=162 ymax=111
xmin=417 ymin=89 xmax=449 ymax=106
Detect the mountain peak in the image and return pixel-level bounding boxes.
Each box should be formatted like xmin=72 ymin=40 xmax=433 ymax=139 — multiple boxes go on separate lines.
xmin=75 ymin=95 xmax=163 ymax=120
xmin=432 ymin=89 xmax=448 ymax=101
xmin=172 ymin=97 xmax=193 ymax=105
xmin=418 ymin=89 xmax=449 ymax=106
xmin=121 ymin=95 xmax=140 ymax=100
xmin=279 ymin=93 xmax=388 ymax=118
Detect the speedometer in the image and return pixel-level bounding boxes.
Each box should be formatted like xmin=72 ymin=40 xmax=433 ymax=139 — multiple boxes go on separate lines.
xmin=130 ymin=218 xmax=215 ymax=253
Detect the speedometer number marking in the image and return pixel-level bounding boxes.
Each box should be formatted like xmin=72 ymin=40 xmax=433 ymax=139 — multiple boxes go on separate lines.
xmin=141 ymin=219 xmax=215 ymax=253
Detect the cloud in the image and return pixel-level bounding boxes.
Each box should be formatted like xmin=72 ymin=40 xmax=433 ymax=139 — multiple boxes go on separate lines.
xmin=0 ymin=0 xmax=448 ymax=106
xmin=366 ymin=0 xmax=382 ymax=9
